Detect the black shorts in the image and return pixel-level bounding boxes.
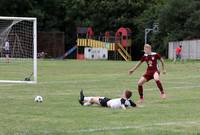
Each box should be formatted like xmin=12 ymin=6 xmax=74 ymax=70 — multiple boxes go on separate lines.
xmin=99 ymin=97 xmax=111 ymax=107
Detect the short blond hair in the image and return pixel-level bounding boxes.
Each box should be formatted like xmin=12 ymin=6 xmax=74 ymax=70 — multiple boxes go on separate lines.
xmin=144 ymin=44 xmax=152 ymax=49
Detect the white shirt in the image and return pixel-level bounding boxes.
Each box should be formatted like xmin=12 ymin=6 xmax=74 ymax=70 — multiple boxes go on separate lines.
xmin=4 ymin=41 xmax=10 ymax=51
xmin=107 ymin=98 xmax=131 ymax=109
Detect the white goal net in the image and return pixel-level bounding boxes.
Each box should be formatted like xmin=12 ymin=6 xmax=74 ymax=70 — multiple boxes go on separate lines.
xmin=0 ymin=17 xmax=37 ymax=83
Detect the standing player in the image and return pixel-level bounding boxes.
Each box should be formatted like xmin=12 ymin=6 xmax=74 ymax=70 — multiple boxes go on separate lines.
xmin=3 ymin=40 xmax=10 ymax=63
xmin=128 ymin=44 xmax=166 ymax=103
xmin=174 ymin=45 xmax=183 ymax=63
xmin=79 ymin=89 xmax=137 ymax=109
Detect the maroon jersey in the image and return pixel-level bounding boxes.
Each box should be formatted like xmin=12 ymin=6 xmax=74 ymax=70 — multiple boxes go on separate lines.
xmin=140 ymin=52 xmax=161 ymax=73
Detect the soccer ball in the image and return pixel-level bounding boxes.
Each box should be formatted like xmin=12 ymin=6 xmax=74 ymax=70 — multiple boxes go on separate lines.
xmin=34 ymin=96 xmax=43 ymax=103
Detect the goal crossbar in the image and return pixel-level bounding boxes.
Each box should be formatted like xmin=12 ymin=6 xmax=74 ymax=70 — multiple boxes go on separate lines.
xmin=0 ymin=16 xmax=36 ymax=21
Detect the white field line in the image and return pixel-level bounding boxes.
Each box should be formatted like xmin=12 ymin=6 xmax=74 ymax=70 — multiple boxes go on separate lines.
xmin=67 ymin=121 xmax=200 ymax=133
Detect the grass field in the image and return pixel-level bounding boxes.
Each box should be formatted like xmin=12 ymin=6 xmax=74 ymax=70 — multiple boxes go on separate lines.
xmin=0 ymin=59 xmax=200 ymax=135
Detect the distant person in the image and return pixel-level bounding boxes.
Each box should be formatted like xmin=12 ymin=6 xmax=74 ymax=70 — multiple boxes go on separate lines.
xmin=128 ymin=44 xmax=166 ymax=103
xmin=3 ymin=40 xmax=10 ymax=63
xmin=79 ymin=89 xmax=137 ymax=109
xmin=174 ymin=45 xmax=183 ymax=63
xmin=37 ymin=51 xmax=47 ymax=58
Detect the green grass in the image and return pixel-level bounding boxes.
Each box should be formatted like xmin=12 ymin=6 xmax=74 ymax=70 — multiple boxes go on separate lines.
xmin=0 ymin=58 xmax=33 ymax=80
xmin=0 ymin=59 xmax=200 ymax=135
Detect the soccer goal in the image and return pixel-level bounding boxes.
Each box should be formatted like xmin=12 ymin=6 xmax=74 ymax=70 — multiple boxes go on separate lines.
xmin=0 ymin=16 xmax=37 ymax=83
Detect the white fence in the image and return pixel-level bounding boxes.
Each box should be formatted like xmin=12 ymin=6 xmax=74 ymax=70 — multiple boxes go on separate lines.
xmin=168 ymin=40 xmax=200 ymax=60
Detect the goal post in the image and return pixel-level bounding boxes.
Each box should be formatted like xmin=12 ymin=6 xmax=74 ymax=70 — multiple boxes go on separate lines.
xmin=0 ymin=16 xmax=37 ymax=83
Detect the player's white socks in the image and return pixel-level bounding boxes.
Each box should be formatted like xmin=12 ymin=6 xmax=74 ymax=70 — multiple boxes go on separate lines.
xmin=84 ymin=97 xmax=93 ymax=102
xmin=84 ymin=102 xmax=92 ymax=106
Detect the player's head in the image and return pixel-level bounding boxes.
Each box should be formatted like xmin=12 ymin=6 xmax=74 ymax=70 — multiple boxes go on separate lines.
xmin=123 ymin=90 xmax=132 ymax=99
xmin=179 ymin=45 xmax=182 ymax=48
xmin=144 ymin=44 xmax=152 ymax=54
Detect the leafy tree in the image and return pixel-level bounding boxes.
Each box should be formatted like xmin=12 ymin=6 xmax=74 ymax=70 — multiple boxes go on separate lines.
xmin=0 ymin=0 xmax=199 ymax=58
xmin=158 ymin=0 xmax=200 ymax=55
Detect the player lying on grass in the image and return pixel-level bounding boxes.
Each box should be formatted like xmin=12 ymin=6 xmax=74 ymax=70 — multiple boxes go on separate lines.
xmin=79 ymin=89 xmax=137 ymax=109
xmin=129 ymin=44 xmax=166 ymax=103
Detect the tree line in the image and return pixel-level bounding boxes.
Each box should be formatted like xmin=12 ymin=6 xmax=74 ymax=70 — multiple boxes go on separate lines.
xmin=0 ymin=0 xmax=199 ymax=58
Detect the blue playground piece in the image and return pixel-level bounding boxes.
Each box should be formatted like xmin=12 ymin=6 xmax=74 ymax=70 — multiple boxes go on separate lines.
xmin=62 ymin=46 xmax=77 ymax=59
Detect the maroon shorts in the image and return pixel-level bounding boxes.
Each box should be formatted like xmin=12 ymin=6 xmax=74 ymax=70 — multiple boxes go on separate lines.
xmin=143 ymin=70 xmax=160 ymax=81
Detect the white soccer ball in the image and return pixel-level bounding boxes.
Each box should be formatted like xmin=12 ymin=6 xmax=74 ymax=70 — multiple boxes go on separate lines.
xmin=34 ymin=96 xmax=43 ymax=103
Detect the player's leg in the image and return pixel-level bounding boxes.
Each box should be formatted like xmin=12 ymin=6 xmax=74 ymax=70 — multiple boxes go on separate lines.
xmin=79 ymin=90 xmax=101 ymax=106
xmin=153 ymin=72 xmax=166 ymax=99
xmin=174 ymin=54 xmax=177 ymax=63
xmin=178 ymin=54 xmax=184 ymax=63
xmin=137 ymin=76 xmax=147 ymax=103
xmin=5 ymin=54 xmax=9 ymax=63
xmin=79 ymin=90 xmax=93 ymax=106
xmin=83 ymin=97 xmax=101 ymax=106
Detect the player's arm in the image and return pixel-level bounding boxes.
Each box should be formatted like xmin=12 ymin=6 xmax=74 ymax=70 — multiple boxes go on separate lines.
xmin=128 ymin=61 xmax=143 ymax=75
xmin=121 ymin=104 xmax=127 ymax=110
xmin=129 ymin=99 xmax=137 ymax=108
xmin=160 ymin=58 xmax=166 ymax=74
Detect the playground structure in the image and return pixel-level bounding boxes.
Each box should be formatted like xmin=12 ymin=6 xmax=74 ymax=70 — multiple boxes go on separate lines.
xmin=76 ymin=27 xmax=132 ymax=61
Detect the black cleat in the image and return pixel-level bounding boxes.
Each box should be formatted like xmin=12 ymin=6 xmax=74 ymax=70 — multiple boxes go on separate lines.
xmin=79 ymin=100 xmax=84 ymax=105
xmin=79 ymin=89 xmax=85 ymax=106
xmin=80 ymin=89 xmax=84 ymax=102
